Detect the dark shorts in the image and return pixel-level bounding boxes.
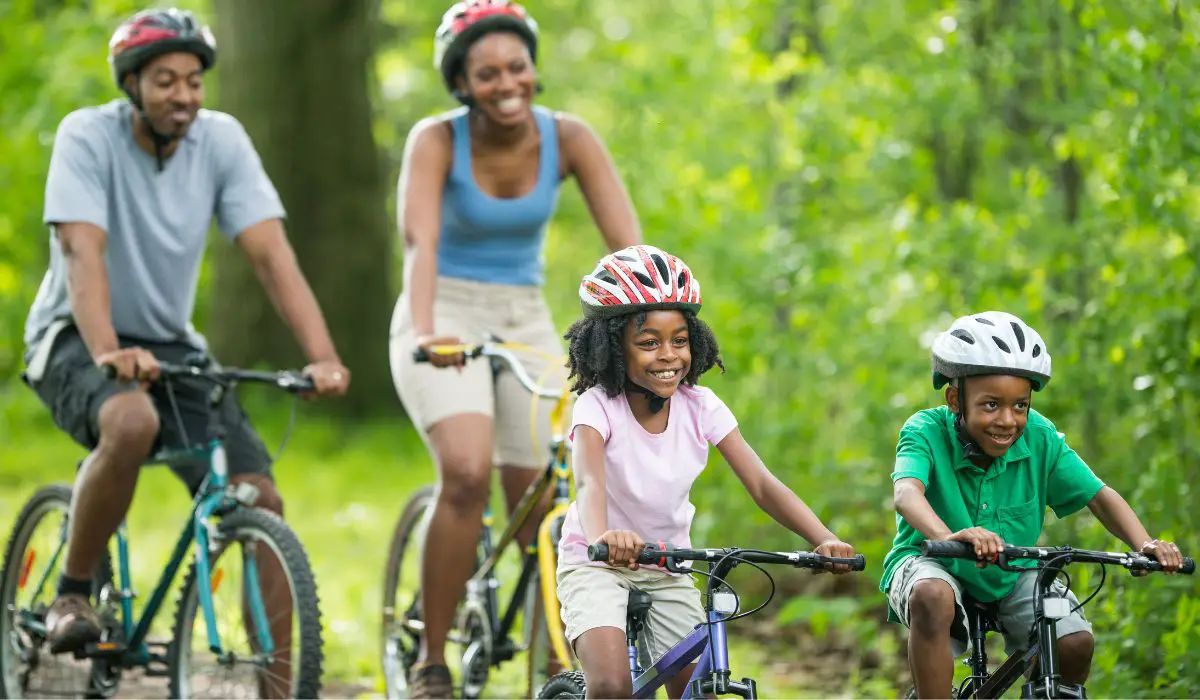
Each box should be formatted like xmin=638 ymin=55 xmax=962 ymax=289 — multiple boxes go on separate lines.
xmin=26 ymin=325 xmax=273 ymax=495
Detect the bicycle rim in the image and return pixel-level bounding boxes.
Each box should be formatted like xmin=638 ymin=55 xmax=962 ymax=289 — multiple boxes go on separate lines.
xmin=381 ymin=486 xmax=435 ymax=700
xmin=168 ymin=508 xmax=323 ymax=699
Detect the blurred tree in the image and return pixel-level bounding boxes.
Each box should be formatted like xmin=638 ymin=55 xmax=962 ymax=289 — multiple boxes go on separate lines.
xmin=209 ymin=0 xmax=393 ymax=415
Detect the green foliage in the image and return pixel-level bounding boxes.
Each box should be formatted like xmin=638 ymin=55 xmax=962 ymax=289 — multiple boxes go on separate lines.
xmin=1 ymin=0 xmax=1197 ymax=696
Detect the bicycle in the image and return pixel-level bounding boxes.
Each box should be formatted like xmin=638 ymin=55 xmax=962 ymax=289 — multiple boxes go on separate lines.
xmin=381 ymin=337 xmax=575 ymax=699
xmin=903 ymin=539 xmax=1195 ymax=699
xmin=1 ymin=358 xmax=324 ymax=699
xmin=537 ymin=541 xmax=867 ymax=699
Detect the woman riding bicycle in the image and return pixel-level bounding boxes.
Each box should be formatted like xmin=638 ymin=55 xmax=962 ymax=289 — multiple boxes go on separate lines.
xmin=388 ymin=1 xmax=640 ymax=695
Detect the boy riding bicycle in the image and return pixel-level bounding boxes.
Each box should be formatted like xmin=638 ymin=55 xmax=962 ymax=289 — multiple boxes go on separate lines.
xmin=880 ymin=311 xmax=1184 ymax=698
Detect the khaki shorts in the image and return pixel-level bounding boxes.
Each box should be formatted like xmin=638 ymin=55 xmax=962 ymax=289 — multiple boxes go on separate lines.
xmin=886 ymin=556 xmax=1093 ymax=657
xmin=388 ymin=276 xmax=568 ymax=468
xmin=557 ymin=564 xmax=706 ymax=665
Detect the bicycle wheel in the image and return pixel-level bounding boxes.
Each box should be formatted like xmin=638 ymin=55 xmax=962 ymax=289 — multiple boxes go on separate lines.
xmin=167 ymin=507 xmax=323 ymax=699
xmin=380 ymin=485 xmax=435 ymax=699
xmin=536 ymin=670 xmax=586 ymax=699
xmin=0 ymin=484 xmax=118 ymax=700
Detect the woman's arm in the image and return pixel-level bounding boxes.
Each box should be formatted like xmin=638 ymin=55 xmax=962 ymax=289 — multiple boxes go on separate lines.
xmin=398 ymin=118 xmax=459 ymax=366
xmin=558 ymin=113 xmax=641 ymax=252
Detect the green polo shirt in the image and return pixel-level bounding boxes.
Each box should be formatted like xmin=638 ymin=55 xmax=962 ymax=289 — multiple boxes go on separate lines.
xmin=880 ymin=406 xmax=1104 ymax=616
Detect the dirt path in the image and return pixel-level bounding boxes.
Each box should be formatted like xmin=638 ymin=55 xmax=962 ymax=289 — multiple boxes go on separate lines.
xmin=100 ymin=671 xmax=377 ymax=699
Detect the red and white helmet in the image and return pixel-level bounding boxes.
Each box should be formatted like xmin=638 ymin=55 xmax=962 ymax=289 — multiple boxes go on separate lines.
xmin=433 ymin=0 xmax=539 ymax=96
xmin=579 ymin=245 xmax=702 ymax=319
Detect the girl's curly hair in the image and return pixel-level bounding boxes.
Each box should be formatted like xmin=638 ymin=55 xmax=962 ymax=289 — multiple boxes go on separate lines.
xmin=563 ymin=309 xmax=724 ymax=397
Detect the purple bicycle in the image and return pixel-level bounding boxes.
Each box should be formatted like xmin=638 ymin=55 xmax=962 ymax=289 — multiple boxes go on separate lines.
xmin=536 ymin=542 xmax=866 ymax=699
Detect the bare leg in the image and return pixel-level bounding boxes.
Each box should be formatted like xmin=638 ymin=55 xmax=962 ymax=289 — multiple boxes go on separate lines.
xmin=907 ymin=579 xmax=958 ymax=699
xmin=574 ymin=627 xmax=633 ymax=699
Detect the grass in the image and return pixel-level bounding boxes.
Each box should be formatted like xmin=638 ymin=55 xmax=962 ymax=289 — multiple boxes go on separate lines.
xmin=0 ymin=382 xmax=863 ymax=698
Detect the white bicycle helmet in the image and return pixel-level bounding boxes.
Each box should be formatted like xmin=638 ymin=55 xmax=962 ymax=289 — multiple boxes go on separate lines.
xmin=931 ymin=311 xmax=1052 ymax=391
xmin=579 ymin=244 xmax=702 ymax=319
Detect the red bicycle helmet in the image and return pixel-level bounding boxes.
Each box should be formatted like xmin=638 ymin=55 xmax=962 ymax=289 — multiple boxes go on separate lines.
xmin=579 ymin=245 xmax=702 ymax=319
xmin=108 ymin=8 xmax=216 ymax=92
xmin=433 ymin=0 xmax=539 ymax=97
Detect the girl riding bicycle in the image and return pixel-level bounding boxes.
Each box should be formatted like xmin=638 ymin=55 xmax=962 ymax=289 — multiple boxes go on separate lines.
xmin=557 ymin=244 xmax=858 ymax=699
xmin=881 ymin=311 xmax=1184 ymax=698
xmin=388 ymin=1 xmax=640 ymax=695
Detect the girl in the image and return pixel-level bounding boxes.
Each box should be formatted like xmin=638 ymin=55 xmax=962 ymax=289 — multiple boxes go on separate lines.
xmin=557 ymin=244 xmax=858 ymax=699
xmin=388 ymin=1 xmax=640 ymax=695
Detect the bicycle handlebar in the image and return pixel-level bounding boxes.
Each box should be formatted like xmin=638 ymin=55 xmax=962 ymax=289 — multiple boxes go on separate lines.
xmin=412 ymin=341 xmax=562 ymax=400
xmin=921 ymin=540 xmax=1195 ymax=575
xmin=102 ymin=361 xmax=315 ymax=394
xmin=587 ymin=542 xmax=866 ymax=572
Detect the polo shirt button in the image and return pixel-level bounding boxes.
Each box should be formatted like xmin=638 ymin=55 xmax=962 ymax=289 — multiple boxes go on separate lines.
xmin=982 ymin=503 xmax=988 ymax=510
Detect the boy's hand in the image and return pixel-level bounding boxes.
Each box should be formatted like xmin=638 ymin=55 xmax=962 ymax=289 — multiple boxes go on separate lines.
xmin=814 ymin=540 xmax=856 ymax=575
xmin=594 ymin=530 xmax=646 ymax=570
xmin=945 ymin=528 xmax=1005 ymax=568
xmin=1137 ymin=539 xmax=1183 ymax=576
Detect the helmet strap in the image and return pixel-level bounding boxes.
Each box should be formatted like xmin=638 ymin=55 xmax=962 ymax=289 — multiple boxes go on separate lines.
xmin=124 ymin=77 xmax=179 ymax=173
xmin=625 ymin=379 xmax=669 ymax=414
xmin=953 ymin=378 xmax=991 ymax=464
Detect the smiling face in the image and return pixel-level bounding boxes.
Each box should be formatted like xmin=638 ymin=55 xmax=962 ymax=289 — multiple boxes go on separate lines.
xmin=623 ymin=310 xmax=691 ymax=399
xmin=129 ymin=51 xmax=204 ymax=138
xmin=457 ymin=31 xmax=536 ymax=125
xmin=947 ymin=374 xmax=1034 ymax=458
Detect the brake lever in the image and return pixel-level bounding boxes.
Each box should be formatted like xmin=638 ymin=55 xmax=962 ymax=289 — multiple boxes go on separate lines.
xmin=994 ymin=552 xmax=1025 ymax=573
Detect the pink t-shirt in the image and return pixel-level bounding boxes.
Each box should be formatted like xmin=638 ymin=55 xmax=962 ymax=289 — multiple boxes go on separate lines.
xmin=557 ymin=384 xmax=738 ymax=569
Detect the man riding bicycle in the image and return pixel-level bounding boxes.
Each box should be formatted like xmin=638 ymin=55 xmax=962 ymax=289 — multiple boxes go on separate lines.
xmin=20 ymin=7 xmax=349 ymax=655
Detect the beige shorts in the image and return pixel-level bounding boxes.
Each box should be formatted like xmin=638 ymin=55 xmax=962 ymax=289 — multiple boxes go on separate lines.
xmin=388 ymin=276 xmax=568 ymax=468
xmin=557 ymin=564 xmax=706 ymax=665
xmin=886 ymin=556 xmax=1092 ymax=657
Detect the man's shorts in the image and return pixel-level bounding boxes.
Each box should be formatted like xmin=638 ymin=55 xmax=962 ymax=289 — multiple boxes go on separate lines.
xmin=557 ymin=564 xmax=706 ymax=665
xmin=886 ymin=555 xmax=1093 ymax=657
xmin=25 ymin=324 xmax=273 ymax=495
xmin=388 ymin=276 xmax=568 ymax=469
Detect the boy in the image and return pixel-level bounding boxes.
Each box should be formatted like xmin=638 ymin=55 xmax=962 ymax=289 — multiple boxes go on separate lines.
xmin=880 ymin=311 xmax=1183 ymax=698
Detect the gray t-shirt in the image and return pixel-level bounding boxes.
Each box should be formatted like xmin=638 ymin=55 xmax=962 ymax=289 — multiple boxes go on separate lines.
xmin=23 ymin=99 xmax=285 ymax=353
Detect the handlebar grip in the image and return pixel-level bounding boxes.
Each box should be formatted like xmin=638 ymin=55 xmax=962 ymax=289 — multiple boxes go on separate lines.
xmin=851 ymin=554 xmax=867 ymax=571
xmin=100 ymin=364 xmax=116 ymax=380
xmin=1183 ymin=557 xmax=1195 ymax=575
xmin=412 ymin=348 xmax=430 ymax=363
xmin=921 ymin=540 xmax=974 ymax=559
xmin=587 ymin=544 xmax=609 ymax=562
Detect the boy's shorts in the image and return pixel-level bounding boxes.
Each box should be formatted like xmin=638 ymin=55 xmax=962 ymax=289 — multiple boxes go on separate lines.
xmin=886 ymin=556 xmax=1093 ymax=657
xmin=557 ymin=564 xmax=705 ymax=664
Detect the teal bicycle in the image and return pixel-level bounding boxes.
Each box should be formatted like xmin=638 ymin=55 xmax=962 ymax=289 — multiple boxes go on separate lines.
xmin=1 ymin=360 xmax=323 ymax=699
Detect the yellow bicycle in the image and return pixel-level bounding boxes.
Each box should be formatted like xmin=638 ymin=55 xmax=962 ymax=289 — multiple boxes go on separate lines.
xmin=380 ymin=336 xmax=575 ymax=699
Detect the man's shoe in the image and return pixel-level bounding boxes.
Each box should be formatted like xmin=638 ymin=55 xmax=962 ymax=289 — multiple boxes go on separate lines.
xmin=44 ymin=593 xmax=102 ymax=655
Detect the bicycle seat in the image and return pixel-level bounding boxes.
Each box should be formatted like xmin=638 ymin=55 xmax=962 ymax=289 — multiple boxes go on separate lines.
xmin=627 ymin=590 xmax=652 ymax=626
xmin=961 ymin=591 xmax=1002 ymax=634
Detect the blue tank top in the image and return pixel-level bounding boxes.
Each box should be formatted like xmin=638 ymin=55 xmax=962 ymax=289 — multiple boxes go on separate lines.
xmin=437 ymin=106 xmax=561 ymax=286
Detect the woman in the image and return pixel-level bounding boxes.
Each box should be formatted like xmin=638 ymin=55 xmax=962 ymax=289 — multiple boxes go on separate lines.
xmin=388 ymin=1 xmax=641 ymax=696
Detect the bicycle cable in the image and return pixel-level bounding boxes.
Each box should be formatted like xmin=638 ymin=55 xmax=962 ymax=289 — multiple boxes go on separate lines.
xmin=271 ymin=396 xmax=300 ymax=462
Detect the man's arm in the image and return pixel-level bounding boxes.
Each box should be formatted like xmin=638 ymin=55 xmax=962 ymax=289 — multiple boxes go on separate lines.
xmin=58 ymin=223 xmax=118 ymax=359
xmin=236 ymin=220 xmax=348 ymax=394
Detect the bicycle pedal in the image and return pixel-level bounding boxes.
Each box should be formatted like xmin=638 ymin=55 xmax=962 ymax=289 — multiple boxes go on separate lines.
xmin=144 ymin=642 xmax=172 ymax=676
xmin=79 ymin=640 xmax=126 ymax=659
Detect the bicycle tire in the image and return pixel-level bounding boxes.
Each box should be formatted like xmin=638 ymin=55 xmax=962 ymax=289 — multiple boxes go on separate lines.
xmin=381 ymin=485 xmax=436 ymax=700
xmin=167 ymin=507 xmax=323 ymax=699
xmin=0 ymin=484 xmax=118 ymax=700
xmin=536 ymin=670 xmax=586 ymax=699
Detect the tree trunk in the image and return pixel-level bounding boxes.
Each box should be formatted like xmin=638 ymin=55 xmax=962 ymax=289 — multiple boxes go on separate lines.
xmin=209 ymin=0 xmax=394 ymax=416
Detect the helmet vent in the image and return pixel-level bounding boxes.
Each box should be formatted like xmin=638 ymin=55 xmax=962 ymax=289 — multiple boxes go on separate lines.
xmin=950 ymin=329 xmax=975 ymax=345
xmin=616 ymin=254 xmax=636 ymax=263
xmin=974 ymin=316 xmax=995 ymax=326
xmin=651 ymin=254 xmax=670 ymax=280
xmin=678 ymin=270 xmax=689 ymax=288
xmin=1010 ymin=322 xmax=1026 ymax=351
xmin=991 ymin=336 xmax=1012 ymax=353
xmin=633 ymin=271 xmax=654 ymax=286
xmin=1032 ymin=344 xmax=1042 ymax=358
xmin=597 ymin=270 xmax=617 ymax=285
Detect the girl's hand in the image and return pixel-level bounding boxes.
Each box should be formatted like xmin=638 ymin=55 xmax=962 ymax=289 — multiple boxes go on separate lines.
xmin=594 ymin=530 xmax=645 ymax=570
xmin=814 ymin=539 xmax=856 ymax=575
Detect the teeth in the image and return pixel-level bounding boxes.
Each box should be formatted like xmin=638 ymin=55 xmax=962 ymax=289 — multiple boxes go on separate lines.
xmin=650 ymin=370 xmax=679 ymax=379
xmin=497 ymin=97 xmax=523 ymax=114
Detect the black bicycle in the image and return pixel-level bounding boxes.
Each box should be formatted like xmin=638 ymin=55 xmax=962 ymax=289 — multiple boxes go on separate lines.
xmin=904 ymin=540 xmax=1194 ymax=699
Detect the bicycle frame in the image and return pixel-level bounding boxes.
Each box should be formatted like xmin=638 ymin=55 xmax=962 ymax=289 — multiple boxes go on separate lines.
xmin=629 ymin=610 xmax=745 ymax=700
xmin=470 ymin=434 xmax=573 ymax=670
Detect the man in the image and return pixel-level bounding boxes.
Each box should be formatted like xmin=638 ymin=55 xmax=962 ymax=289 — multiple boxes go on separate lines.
xmin=21 ymin=7 xmax=350 ymax=655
